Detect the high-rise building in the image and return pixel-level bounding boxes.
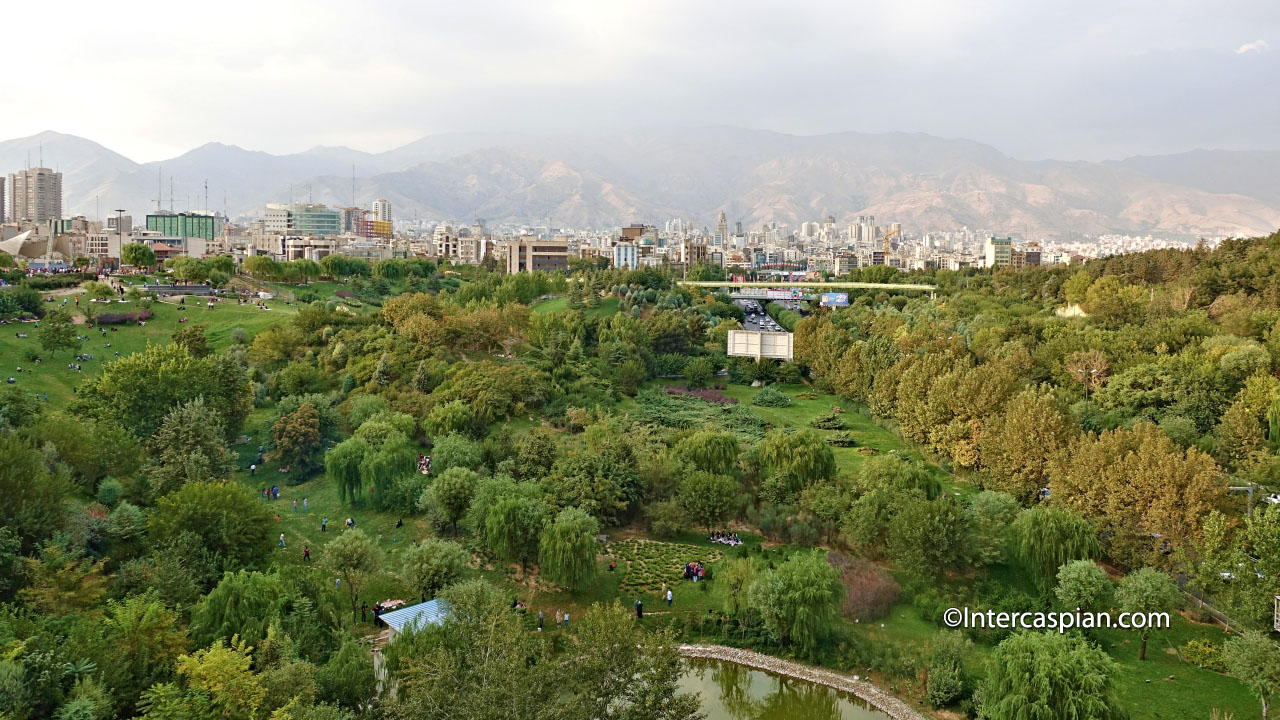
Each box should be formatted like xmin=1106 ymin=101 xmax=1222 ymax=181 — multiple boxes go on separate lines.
xmin=716 ymin=211 xmax=728 ymax=246
xmin=264 ymin=203 xmax=341 ymax=237
xmin=146 ymin=212 xmax=224 ymax=243
xmin=7 ymin=168 xmax=62 ymax=223
xmin=372 ymin=198 xmax=391 ymax=223
xmin=984 ymin=236 xmax=1013 ymax=268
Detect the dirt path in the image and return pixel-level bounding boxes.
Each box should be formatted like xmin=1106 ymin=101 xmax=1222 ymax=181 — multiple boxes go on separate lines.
xmin=678 ymin=644 xmax=926 ymax=720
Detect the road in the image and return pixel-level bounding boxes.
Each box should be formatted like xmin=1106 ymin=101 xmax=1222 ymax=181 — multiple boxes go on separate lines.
xmin=734 ymin=298 xmax=800 ymax=333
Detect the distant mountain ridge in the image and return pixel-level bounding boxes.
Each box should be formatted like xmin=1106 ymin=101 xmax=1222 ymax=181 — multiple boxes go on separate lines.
xmin=1 ymin=128 xmax=1277 ymax=239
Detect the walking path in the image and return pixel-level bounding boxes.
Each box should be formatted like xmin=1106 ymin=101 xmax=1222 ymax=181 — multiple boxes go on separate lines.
xmin=678 ymin=644 xmax=926 ymax=720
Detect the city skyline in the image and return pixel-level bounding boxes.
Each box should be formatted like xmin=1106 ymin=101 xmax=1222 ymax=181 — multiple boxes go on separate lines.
xmin=0 ymin=0 xmax=1275 ymax=164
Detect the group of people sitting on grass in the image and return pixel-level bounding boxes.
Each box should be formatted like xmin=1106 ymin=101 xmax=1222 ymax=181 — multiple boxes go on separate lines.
xmin=708 ymin=531 xmax=742 ymax=546
xmin=417 ymin=454 xmax=432 ymax=475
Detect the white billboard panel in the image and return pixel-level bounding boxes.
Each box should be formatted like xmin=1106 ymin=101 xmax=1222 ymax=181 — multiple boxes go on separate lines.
xmin=727 ymin=330 xmax=794 ymax=360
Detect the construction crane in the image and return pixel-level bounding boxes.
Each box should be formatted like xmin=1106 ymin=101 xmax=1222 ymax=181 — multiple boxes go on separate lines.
xmin=883 ymin=226 xmax=901 ymax=262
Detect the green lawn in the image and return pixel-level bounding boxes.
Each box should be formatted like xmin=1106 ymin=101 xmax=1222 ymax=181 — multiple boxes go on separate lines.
xmin=0 ymin=294 xmax=300 ymax=405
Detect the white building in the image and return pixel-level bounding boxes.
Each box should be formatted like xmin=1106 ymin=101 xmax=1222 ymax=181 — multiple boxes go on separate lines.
xmin=372 ymin=198 xmax=392 ymax=223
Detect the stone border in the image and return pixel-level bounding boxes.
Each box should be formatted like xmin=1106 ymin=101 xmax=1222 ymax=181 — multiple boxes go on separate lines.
xmin=679 ymin=644 xmax=926 ymax=720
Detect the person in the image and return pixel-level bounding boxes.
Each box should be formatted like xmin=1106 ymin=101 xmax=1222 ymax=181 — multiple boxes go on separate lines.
xmin=396 ymin=518 xmax=404 ymax=529
xmin=563 ymin=612 xmax=569 ymax=628
xmin=303 ymin=498 xmax=308 ymax=512
xmin=278 ymin=533 xmax=286 ymax=548
xmin=275 ymin=514 xmax=280 ymax=523
xmin=373 ymin=604 xmax=382 ymax=627
xmin=555 ymin=608 xmax=563 ymax=627
xmin=635 ymin=599 xmax=643 ymax=619
xmin=335 ymin=577 xmax=341 ymax=589
xmin=361 ymin=602 xmax=368 ymax=623
xmin=262 ymin=487 xmax=267 ymax=499
xmin=303 ymin=546 xmax=311 ymax=562
xmin=347 ymin=517 xmax=355 ymax=528
xmin=609 ymin=560 xmax=617 ymax=572
xmin=667 ymin=588 xmax=673 ymax=608
xmin=250 ymin=464 xmax=256 ymax=476
xmin=293 ymin=499 xmax=297 ymax=513
xmin=538 ymin=610 xmax=545 ymax=632
xmin=321 ymin=517 xmax=328 ymax=532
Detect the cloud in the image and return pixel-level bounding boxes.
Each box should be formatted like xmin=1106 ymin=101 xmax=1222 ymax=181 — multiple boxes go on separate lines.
xmin=1237 ymin=39 xmax=1269 ymax=54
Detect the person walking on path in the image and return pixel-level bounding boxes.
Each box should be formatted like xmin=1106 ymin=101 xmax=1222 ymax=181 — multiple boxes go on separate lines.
xmin=538 ymin=610 xmax=544 ymax=632
xmin=635 ymin=599 xmax=643 ymax=619
xmin=321 ymin=517 xmax=328 ymax=533
xmin=563 ymin=612 xmax=569 ymax=629
xmin=250 ymin=464 xmax=256 ymax=476
xmin=278 ymin=533 xmax=286 ymax=548
xmin=303 ymin=546 xmax=310 ymax=562
xmin=666 ymin=589 xmax=673 ymax=608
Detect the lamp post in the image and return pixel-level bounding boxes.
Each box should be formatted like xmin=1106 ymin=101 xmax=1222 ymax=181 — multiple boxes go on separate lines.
xmin=115 ymin=210 xmax=126 ymax=272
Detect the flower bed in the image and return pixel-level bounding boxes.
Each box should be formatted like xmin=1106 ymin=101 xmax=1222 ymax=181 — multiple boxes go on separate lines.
xmin=94 ymin=310 xmax=153 ymax=325
xmin=607 ymin=539 xmax=722 ymax=596
xmin=665 ymin=386 xmax=737 ymax=405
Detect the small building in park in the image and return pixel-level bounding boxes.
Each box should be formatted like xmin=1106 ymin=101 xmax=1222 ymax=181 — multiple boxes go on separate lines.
xmin=378 ymin=599 xmax=451 ymax=641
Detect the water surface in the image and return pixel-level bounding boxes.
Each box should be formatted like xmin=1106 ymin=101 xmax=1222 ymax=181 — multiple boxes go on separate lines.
xmin=679 ymin=658 xmax=895 ymax=720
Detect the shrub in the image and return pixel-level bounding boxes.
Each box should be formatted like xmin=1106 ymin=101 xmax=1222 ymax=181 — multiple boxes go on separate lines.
xmin=653 ymin=353 xmax=689 ymax=377
xmin=95 ymin=310 xmax=153 ymax=325
xmin=810 ymin=411 xmax=845 ymax=430
xmin=1180 ymin=638 xmax=1226 ymax=672
xmin=831 ymin=553 xmax=900 ymax=621
xmin=752 ymin=386 xmax=791 ymax=407
xmin=826 ymin=431 xmax=858 ymax=447
xmin=96 ymin=477 xmax=123 ymax=507
xmin=647 ymin=500 xmax=687 ymax=538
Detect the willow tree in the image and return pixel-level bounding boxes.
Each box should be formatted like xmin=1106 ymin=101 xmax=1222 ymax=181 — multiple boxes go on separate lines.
xmin=1009 ymin=506 xmax=1099 ymax=592
xmin=983 ymin=632 xmax=1125 ymax=720
xmin=325 ymin=437 xmax=369 ymax=506
xmin=538 ymin=507 xmax=599 ymax=591
xmin=485 ymin=494 xmax=548 ymax=575
xmin=758 ymin=428 xmax=836 ymax=492
xmin=675 ymin=430 xmax=739 ymax=476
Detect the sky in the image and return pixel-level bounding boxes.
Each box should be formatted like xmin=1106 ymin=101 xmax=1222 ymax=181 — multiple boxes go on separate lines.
xmin=1 ymin=0 xmax=1276 ymax=163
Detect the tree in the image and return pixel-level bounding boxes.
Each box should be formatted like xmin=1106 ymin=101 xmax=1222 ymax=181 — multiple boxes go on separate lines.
xmin=315 ymin=638 xmax=376 ymax=711
xmin=401 ymin=539 xmax=469 ymax=600
xmin=171 ymin=323 xmax=210 ymax=358
xmin=926 ymin=631 xmax=969 ymax=708
xmin=273 ymin=401 xmax=324 ymax=469
xmin=887 ymin=496 xmax=969 ymax=579
xmin=965 ymin=490 xmax=1020 ymax=567
xmin=1055 ymin=560 xmax=1111 ymax=612
xmin=749 ymin=551 xmax=843 ymax=655
xmin=538 ymin=507 xmax=599 ymax=591
xmin=676 ymin=471 xmax=738 ymax=532
xmin=1225 ymin=630 xmax=1280 ymax=720
xmin=75 ymin=343 xmax=252 ymax=439
xmin=722 ymin=556 xmax=758 ymax=618
xmin=982 ymin=632 xmax=1125 ymax=720
xmin=1048 ymin=422 xmax=1225 ymax=565
xmin=979 ymin=388 xmax=1071 ymax=502
xmin=18 ymin=544 xmax=110 ymax=613
xmin=145 ymin=397 xmax=235 ymax=496
xmin=758 ymin=428 xmax=836 ymax=492
xmin=322 ymin=528 xmax=380 ymax=621
xmin=1115 ymin=567 xmax=1181 ymax=660
xmin=674 ymin=430 xmax=738 ymax=476
xmin=422 ymin=399 xmax=472 ymax=437
xmin=176 ymin=637 xmax=265 ymax=720
xmin=431 ymin=433 xmax=482 ymax=474
xmin=0 ymin=435 xmax=72 ymax=549
xmin=485 ymin=494 xmax=548 ymax=574
xmin=1009 ymin=506 xmax=1098 ymax=592
xmin=101 ymin=591 xmax=187 ymax=715
xmin=171 ymin=257 xmax=209 ymax=285
xmin=121 ymin=242 xmax=157 ymax=269
xmin=1065 ymin=349 xmax=1109 ymax=399
xmin=1219 ymin=397 xmax=1266 ymax=470
xmin=684 ymin=356 xmax=714 ymax=389
xmin=420 ymin=467 xmax=477 ymax=534
xmin=375 ymin=353 xmax=392 ymax=386
xmin=148 ymin=482 xmax=274 ymax=570
xmin=38 ymin=309 xmax=80 ymax=357
xmin=325 ymin=437 xmax=369 ymax=506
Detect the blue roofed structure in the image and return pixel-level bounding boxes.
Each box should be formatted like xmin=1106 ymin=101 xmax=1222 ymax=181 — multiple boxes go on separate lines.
xmin=379 ymin=599 xmax=450 ymax=638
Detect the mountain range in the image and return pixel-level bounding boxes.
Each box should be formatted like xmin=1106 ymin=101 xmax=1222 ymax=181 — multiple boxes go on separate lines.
xmin=1 ymin=128 xmax=1277 ymax=239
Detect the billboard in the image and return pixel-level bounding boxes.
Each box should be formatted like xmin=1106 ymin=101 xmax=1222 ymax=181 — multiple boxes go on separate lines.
xmin=765 ymin=289 xmax=802 ymax=300
xmin=726 ymin=330 xmax=794 ymax=361
xmin=820 ymin=293 xmax=849 ymax=307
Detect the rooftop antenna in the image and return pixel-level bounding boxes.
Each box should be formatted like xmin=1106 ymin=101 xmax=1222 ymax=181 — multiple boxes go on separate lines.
xmin=308 ymin=184 xmax=312 ymax=204
xmin=157 ymin=167 xmax=162 ymax=213
xmin=169 ymin=177 xmax=173 ymax=213
xmin=204 ymin=179 xmax=208 ymax=213
xmin=39 ymin=141 xmax=42 ymax=168
xmin=352 ymin=165 xmax=355 ymax=207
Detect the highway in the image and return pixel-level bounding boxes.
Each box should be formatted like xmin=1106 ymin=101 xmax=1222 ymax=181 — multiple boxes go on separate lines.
xmin=735 ymin=298 xmax=799 ymax=333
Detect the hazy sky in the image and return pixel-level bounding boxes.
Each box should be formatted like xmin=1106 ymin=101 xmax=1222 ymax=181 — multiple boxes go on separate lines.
xmin=2 ymin=0 xmax=1276 ymax=162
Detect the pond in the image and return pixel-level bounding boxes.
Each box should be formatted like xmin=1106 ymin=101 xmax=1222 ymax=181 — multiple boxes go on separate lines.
xmin=680 ymin=659 xmax=895 ymax=720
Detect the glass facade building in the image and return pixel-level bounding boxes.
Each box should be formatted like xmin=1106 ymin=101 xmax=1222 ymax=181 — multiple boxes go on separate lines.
xmin=146 ymin=213 xmax=225 ymax=242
